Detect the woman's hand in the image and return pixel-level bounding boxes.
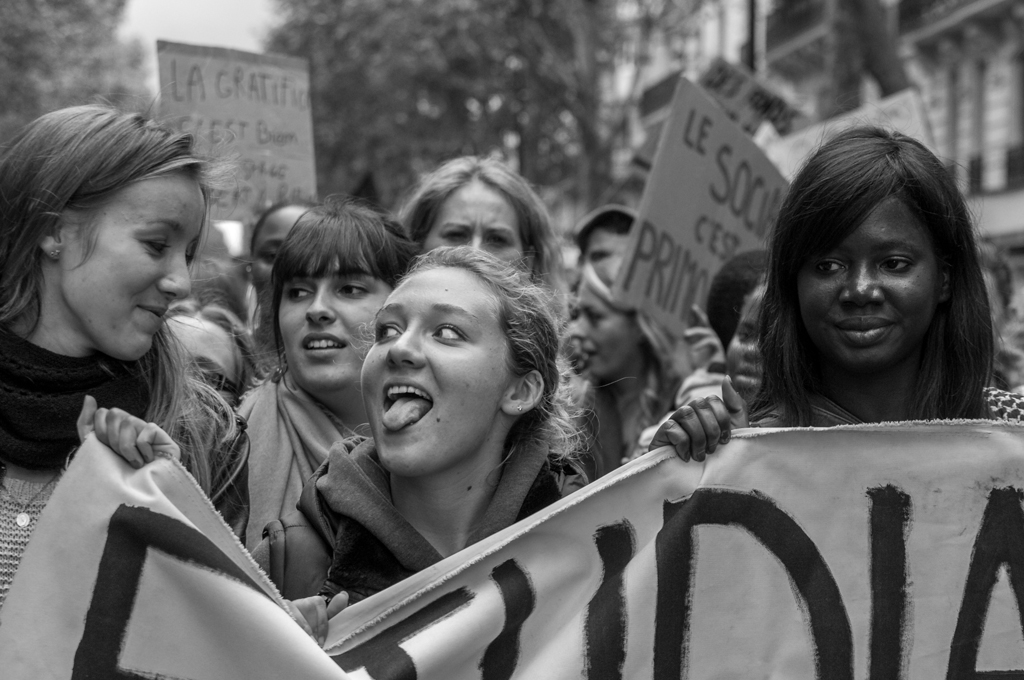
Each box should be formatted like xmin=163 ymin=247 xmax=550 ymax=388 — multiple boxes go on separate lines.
xmin=649 ymin=377 xmax=748 ymax=462
xmin=76 ymin=395 xmax=180 ymax=467
xmin=283 ymin=593 xmax=350 ymax=647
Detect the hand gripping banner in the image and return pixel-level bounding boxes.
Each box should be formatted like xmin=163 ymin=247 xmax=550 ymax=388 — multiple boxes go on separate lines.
xmin=0 ymin=435 xmax=350 ymax=680
xmin=5 ymin=423 xmax=1024 ymax=679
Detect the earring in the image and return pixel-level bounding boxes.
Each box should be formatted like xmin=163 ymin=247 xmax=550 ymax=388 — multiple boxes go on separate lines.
xmin=49 ymin=249 xmax=60 ymax=259
xmin=517 ymin=404 xmax=523 ymax=412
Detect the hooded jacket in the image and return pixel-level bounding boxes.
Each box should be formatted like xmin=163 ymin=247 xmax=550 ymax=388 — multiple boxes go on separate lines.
xmin=256 ymin=436 xmax=586 ymax=603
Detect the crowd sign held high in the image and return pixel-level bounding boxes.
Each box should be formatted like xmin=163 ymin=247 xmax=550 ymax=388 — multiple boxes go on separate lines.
xmin=698 ymin=57 xmax=806 ymax=137
xmin=157 ymin=40 xmax=317 ymax=224
xmin=614 ymin=78 xmax=788 ymax=336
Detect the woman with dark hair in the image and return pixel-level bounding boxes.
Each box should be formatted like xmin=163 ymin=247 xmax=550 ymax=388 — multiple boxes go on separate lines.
xmin=238 ymin=198 xmax=419 ymax=548
xmin=400 ymin=156 xmax=567 ymax=294
xmin=247 ymin=202 xmax=316 ymax=368
xmin=0 ymin=104 xmax=242 ymax=611
xmin=255 ymin=246 xmax=584 ymax=606
xmin=249 ymin=202 xmax=316 ymax=303
xmin=650 ymin=126 xmax=1024 ymax=460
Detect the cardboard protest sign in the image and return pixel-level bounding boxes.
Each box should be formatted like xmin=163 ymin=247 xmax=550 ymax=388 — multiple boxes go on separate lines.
xmin=325 ymin=422 xmax=1024 ymax=679
xmin=0 ymin=437 xmax=349 ymax=680
xmin=698 ymin=57 xmax=807 ymax=137
xmin=614 ymin=78 xmax=789 ymax=336
xmin=765 ymin=87 xmax=935 ymax=180
xmin=157 ymin=40 xmax=317 ymax=223
xmin=634 ymin=63 xmax=804 ymax=171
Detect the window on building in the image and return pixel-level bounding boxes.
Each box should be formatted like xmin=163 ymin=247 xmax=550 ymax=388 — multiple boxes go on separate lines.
xmin=1007 ymin=51 xmax=1024 ymax=190
xmin=969 ymin=59 xmax=986 ymax=194
xmin=948 ymin=63 xmax=959 ymax=170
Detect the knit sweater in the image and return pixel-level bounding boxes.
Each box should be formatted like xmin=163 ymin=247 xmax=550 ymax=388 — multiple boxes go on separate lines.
xmin=0 ymin=473 xmax=59 ymax=612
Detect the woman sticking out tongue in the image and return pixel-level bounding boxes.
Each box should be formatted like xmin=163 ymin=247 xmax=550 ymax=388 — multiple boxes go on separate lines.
xmin=254 ymin=246 xmax=585 ymax=604
xmin=381 ymin=385 xmax=433 ymax=432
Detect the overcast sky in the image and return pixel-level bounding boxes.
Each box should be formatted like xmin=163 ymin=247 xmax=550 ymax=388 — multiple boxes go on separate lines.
xmin=120 ymin=0 xmax=278 ymax=94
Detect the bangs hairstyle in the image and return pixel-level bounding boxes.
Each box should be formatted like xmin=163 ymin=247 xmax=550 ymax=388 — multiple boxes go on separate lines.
xmin=752 ymin=126 xmax=992 ymax=424
xmin=0 ymin=104 xmax=237 ymax=494
xmin=399 ymin=156 xmax=567 ymax=293
xmin=401 ymin=246 xmax=580 ymax=462
xmin=269 ymin=198 xmax=418 ymax=360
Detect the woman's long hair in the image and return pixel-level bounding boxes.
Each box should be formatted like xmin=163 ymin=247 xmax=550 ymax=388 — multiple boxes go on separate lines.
xmin=751 ymin=126 xmax=992 ymax=424
xmin=0 ymin=104 xmax=237 ymax=492
xmin=399 ymin=156 xmax=567 ymax=294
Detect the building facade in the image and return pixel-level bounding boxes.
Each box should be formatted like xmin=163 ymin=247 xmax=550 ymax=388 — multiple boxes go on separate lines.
xmin=760 ymin=0 xmax=1024 ymax=258
xmin=900 ymin=0 xmax=1024 ymax=256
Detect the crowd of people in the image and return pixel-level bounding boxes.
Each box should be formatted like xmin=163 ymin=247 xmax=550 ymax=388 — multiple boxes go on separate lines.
xmin=3 ymin=103 xmax=1024 ymax=643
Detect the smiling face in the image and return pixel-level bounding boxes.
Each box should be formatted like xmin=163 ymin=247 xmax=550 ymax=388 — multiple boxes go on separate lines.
xmin=31 ymin=173 xmax=203 ymax=360
xmin=278 ymin=272 xmax=392 ymax=418
xmin=251 ymin=205 xmax=306 ymax=299
xmin=423 ymin=181 xmax=526 ymax=266
xmin=797 ymin=197 xmax=949 ymax=386
xmin=362 ymin=267 xmax=522 ymax=481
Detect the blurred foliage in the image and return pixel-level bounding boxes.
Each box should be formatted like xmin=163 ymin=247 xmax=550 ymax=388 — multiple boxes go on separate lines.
xmin=0 ymin=0 xmax=149 ymax=143
xmin=266 ymin=0 xmax=666 ymax=210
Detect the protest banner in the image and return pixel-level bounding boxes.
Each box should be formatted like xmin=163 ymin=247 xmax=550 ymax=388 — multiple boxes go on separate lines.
xmin=698 ymin=57 xmax=807 ymax=137
xmin=0 ymin=436 xmax=350 ymax=680
xmin=6 ymin=424 xmax=1024 ymax=679
xmin=326 ymin=422 xmax=1024 ymax=679
xmin=614 ymin=78 xmax=789 ymax=336
xmin=157 ymin=40 xmax=317 ymax=224
xmin=765 ymin=87 xmax=935 ymax=180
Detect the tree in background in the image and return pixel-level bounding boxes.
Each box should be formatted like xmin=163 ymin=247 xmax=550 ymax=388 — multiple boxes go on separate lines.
xmin=0 ymin=0 xmax=148 ymax=142
xmin=266 ymin=0 xmax=670 ymax=211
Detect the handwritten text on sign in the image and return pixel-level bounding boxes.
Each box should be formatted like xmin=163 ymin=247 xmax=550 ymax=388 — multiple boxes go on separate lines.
xmin=698 ymin=57 xmax=805 ymax=136
xmin=157 ymin=41 xmax=317 ymax=223
xmin=6 ymin=427 xmax=1024 ymax=679
xmin=327 ymin=425 xmax=1024 ymax=680
xmin=614 ymin=79 xmax=787 ymax=335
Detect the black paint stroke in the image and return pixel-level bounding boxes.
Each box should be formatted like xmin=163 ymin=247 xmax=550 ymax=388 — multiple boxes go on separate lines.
xmin=653 ymin=488 xmax=853 ymax=680
xmin=72 ymin=504 xmax=266 ymax=679
xmin=868 ymin=485 xmax=912 ymax=680
xmin=947 ymin=487 xmax=1024 ymax=680
xmin=335 ymin=587 xmax=474 ymax=680
xmin=480 ymin=559 xmax=536 ymax=680
xmin=584 ymin=521 xmax=636 ymax=680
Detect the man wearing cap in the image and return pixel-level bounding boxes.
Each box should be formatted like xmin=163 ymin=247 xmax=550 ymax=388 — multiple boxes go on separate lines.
xmin=573 ymin=204 xmax=637 ymax=279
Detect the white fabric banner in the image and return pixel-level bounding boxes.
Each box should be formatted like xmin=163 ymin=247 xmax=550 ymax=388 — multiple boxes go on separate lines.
xmin=325 ymin=422 xmax=1024 ymax=680
xmin=5 ymin=423 xmax=1024 ymax=679
xmin=0 ymin=435 xmax=349 ymax=680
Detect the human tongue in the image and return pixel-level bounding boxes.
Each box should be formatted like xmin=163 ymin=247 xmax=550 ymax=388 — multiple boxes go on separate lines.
xmin=383 ymin=396 xmax=432 ymax=431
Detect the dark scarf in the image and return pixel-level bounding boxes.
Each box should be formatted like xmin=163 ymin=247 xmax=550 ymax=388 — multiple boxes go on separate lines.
xmin=0 ymin=329 xmax=151 ymax=470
